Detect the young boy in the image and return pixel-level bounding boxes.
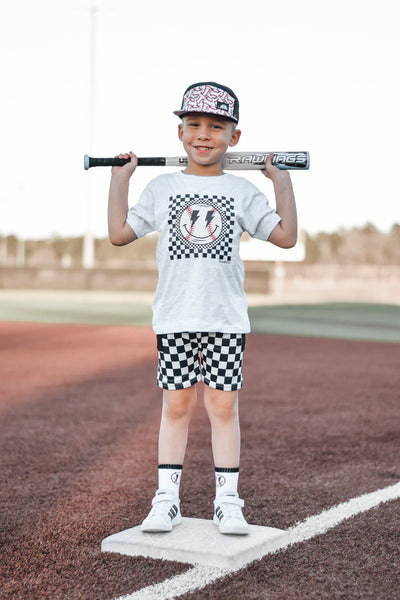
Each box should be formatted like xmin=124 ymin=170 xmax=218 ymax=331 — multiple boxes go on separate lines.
xmin=108 ymin=82 xmax=297 ymax=535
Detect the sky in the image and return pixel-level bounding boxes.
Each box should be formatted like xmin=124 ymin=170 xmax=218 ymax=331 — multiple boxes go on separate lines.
xmin=0 ymin=0 xmax=399 ymax=240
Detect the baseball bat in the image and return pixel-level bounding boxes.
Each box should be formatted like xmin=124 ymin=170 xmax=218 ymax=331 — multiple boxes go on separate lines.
xmin=83 ymin=151 xmax=310 ymax=171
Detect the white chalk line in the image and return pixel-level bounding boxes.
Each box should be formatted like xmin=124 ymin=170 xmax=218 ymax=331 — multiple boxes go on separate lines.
xmin=113 ymin=481 xmax=400 ymax=600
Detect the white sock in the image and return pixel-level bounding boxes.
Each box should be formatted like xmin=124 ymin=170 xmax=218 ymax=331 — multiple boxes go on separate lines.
xmin=158 ymin=464 xmax=182 ymax=496
xmin=215 ymin=467 xmax=239 ymax=498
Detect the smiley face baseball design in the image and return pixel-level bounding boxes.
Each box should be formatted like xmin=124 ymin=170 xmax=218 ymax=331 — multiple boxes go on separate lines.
xmin=177 ymin=201 xmax=226 ymax=248
xmin=168 ymin=193 xmax=234 ymax=261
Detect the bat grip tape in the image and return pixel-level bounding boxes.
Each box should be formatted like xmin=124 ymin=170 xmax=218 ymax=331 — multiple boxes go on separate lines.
xmin=137 ymin=157 xmax=166 ymax=166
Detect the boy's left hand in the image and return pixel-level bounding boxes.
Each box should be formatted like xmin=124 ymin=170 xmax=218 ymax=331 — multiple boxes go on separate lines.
xmin=262 ymin=153 xmax=289 ymax=181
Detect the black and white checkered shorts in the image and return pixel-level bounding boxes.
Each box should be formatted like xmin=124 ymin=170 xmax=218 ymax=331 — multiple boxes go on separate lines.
xmin=156 ymin=332 xmax=246 ymax=391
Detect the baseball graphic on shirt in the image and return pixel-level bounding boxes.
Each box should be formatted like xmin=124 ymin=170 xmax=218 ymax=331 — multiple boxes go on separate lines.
xmin=178 ymin=202 xmax=225 ymax=246
xmin=168 ymin=193 xmax=234 ymax=261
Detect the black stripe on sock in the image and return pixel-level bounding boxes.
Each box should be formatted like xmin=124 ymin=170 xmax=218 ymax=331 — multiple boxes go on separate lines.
xmin=158 ymin=464 xmax=183 ymax=470
xmin=214 ymin=467 xmax=240 ymax=473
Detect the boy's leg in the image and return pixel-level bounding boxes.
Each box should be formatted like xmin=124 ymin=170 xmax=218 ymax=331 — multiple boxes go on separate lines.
xmin=203 ymin=385 xmax=249 ymax=535
xmin=158 ymin=387 xmax=197 ymax=464
xmin=201 ymin=332 xmax=245 ymax=469
xmin=203 ymin=387 xmax=240 ymax=468
xmin=141 ymin=387 xmax=197 ymax=532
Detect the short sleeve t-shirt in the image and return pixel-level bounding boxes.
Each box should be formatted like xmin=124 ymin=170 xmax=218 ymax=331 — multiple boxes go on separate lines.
xmin=127 ymin=171 xmax=281 ymax=334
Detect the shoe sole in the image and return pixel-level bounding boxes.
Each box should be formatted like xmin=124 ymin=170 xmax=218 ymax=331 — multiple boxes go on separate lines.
xmin=141 ymin=515 xmax=182 ymax=533
xmin=213 ymin=516 xmax=250 ymax=536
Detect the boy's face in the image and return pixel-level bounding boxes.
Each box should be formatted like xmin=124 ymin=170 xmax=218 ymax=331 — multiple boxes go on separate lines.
xmin=178 ymin=113 xmax=241 ymax=175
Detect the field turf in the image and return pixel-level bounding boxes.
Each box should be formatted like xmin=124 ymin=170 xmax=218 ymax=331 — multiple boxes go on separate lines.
xmin=0 ymin=292 xmax=399 ymax=342
xmin=1 ymin=293 xmax=399 ymax=599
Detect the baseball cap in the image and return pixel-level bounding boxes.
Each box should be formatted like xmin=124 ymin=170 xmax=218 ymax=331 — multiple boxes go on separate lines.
xmin=174 ymin=82 xmax=239 ymax=123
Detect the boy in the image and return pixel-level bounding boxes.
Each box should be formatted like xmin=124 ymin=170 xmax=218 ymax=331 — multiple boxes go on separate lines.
xmin=108 ymin=82 xmax=297 ymax=535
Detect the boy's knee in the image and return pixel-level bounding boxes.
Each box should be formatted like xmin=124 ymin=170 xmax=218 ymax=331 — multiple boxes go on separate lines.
xmin=163 ymin=388 xmax=196 ymax=421
xmin=204 ymin=389 xmax=238 ymax=422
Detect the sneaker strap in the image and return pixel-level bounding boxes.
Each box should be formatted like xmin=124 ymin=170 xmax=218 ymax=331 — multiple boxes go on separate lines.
xmin=152 ymin=490 xmax=179 ymax=505
xmin=217 ymin=493 xmax=244 ymax=507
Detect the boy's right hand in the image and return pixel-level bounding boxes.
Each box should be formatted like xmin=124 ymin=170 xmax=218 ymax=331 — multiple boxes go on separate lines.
xmin=111 ymin=151 xmax=138 ymax=177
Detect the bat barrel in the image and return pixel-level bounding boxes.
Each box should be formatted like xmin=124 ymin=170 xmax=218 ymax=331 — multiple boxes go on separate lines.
xmin=223 ymin=151 xmax=310 ymax=170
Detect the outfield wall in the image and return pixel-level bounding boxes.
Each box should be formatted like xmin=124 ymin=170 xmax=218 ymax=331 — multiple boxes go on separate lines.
xmin=0 ymin=264 xmax=399 ymax=303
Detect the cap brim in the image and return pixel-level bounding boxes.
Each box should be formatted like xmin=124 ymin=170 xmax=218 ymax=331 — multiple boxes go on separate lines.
xmin=173 ymin=109 xmax=238 ymax=122
xmin=173 ymin=110 xmax=187 ymax=117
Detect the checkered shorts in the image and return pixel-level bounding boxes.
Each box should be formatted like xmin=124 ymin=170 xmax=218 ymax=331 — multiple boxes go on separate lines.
xmin=156 ymin=332 xmax=246 ymax=391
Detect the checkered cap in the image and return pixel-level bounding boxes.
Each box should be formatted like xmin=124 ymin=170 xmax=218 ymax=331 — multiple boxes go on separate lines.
xmin=174 ymin=82 xmax=239 ymax=123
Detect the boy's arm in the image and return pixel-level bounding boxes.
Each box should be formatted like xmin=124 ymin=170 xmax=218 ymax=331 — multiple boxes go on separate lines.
xmin=108 ymin=152 xmax=138 ymax=246
xmin=262 ymin=154 xmax=298 ymax=248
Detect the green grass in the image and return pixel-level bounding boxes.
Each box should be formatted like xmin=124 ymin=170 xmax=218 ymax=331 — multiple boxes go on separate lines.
xmin=0 ymin=293 xmax=399 ymax=343
xmin=0 ymin=294 xmax=153 ymax=326
xmin=248 ymin=303 xmax=400 ymax=343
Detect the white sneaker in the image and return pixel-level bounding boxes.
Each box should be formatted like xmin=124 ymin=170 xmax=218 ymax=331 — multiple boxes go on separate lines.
xmin=213 ymin=491 xmax=250 ymax=535
xmin=141 ymin=490 xmax=182 ymax=532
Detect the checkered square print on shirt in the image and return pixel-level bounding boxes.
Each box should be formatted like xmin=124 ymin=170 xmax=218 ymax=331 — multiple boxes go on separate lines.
xmin=168 ymin=194 xmax=235 ymax=261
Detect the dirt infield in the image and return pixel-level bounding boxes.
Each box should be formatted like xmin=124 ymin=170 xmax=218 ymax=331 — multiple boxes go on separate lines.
xmin=1 ymin=322 xmax=399 ymax=599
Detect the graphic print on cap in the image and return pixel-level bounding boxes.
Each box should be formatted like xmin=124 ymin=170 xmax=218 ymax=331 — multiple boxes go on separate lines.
xmin=174 ymin=82 xmax=239 ymax=122
xmin=168 ymin=194 xmax=235 ymax=261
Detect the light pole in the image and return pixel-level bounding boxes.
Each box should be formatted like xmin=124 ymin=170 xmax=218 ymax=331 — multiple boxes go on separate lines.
xmin=82 ymin=5 xmax=98 ymax=269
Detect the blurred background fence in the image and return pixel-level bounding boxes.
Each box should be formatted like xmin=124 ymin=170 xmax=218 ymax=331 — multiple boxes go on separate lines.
xmin=1 ymin=224 xmax=399 ymax=304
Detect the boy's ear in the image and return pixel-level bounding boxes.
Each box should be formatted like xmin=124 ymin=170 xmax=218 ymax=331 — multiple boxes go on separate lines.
xmin=178 ymin=123 xmax=184 ymax=141
xmin=229 ymin=128 xmax=241 ymax=148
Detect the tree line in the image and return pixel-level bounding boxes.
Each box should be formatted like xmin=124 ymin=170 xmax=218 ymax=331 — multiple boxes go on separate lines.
xmin=1 ymin=223 xmax=399 ymax=266
xmin=304 ymin=223 xmax=400 ymax=265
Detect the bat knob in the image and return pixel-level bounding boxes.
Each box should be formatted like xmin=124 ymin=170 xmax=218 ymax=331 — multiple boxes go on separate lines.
xmin=84 ymin=154 xmax=90 ymax=170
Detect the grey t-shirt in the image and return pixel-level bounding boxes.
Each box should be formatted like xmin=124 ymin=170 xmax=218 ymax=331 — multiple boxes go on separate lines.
xmin=127 ymin=171 xmax=281 ymax=334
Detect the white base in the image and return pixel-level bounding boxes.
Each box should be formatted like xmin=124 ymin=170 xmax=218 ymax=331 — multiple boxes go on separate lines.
xmin=102 ymin=517 xmax=288 ymax=570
